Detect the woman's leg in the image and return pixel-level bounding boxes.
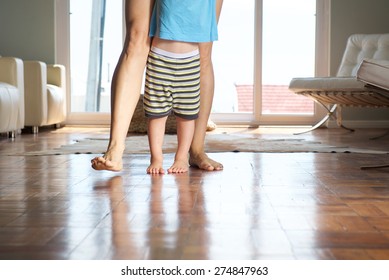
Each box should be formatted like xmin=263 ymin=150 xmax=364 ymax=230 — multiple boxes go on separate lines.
xmin=168 ymin=117 xmax=195 ymax=174
xmin=92 ymin=0 xmax=155 ymax=171
xmin=147 ymin=116 xmax=167 ymax=174
xmin=189 ymin=0 xmax=224 ymax=171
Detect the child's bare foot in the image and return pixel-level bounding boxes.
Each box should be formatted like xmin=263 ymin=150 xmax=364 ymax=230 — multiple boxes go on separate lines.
xmin=168 ymin=159 xmax=189 ymax=174
xmin=147 ymin=157 xmax=165 ymax=174
xmin=91 ymin=148 xmax=123 ymax=172
xmin=189 ymin=152 xmax=223 ymax=171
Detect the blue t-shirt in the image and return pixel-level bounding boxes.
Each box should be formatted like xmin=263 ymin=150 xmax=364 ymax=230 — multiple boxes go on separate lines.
xmin=149 ymin=0 xmax=218 ymax=43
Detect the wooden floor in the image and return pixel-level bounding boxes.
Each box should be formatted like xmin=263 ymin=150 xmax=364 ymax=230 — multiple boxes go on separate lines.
xmin=1 ymin=126 xmax=389 ymax=260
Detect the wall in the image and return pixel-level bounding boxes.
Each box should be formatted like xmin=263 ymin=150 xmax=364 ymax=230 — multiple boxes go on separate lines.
xmin=329 ymin=0 xmax=389 ymax=126
xmin=0 ymin=0 xmax=55 ymax=63
xmin=330 ymin=0 xmax=389 ymax=75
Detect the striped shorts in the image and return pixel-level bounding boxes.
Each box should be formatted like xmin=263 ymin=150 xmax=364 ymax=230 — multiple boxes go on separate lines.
xmin=143 ymin=47 xmax=200 ymax=120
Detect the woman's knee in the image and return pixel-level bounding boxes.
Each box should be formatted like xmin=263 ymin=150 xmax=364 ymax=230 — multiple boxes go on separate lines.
xmin=122 ymin=0 xmax=154 ymax=55
xmin=122 ymin=23 xmax=151 ymax=58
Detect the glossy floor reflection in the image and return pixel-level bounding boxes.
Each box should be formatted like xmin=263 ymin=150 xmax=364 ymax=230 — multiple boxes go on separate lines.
xmin=1 ymin=127 xmax=389 ymax=260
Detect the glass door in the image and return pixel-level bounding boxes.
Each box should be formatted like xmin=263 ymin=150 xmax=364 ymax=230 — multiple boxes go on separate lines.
xmin=61 ymin=0 xmax=328 ymax=126
xmin=211 ymin=0 xmax=256 ymax=123
xmin=261 ymin=0 xmax=315 ymax=117
xmin=69 ymin=0 xmax=123 ymax=115
xmin=211 ymin=0 xmax=323 ymax=126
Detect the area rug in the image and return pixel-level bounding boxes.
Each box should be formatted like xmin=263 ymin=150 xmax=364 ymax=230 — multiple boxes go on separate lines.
xmin=5 ymin=133 xmax=389 ymax=156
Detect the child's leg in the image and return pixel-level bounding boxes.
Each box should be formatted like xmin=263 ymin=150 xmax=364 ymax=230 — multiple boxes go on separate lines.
xmin=147 ymin=116 xmax=167 ymax=174
xmin=168 ymin=117 xmax=195 ymax=174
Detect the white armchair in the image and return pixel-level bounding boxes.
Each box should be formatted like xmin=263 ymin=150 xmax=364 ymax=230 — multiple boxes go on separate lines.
xmin=289 ymin=33 xmax=389 ymax=134
xmin=0 ymin=57 xmax=24 ymax=137
xmin=24 ymin=61 xmax=66 ymax=133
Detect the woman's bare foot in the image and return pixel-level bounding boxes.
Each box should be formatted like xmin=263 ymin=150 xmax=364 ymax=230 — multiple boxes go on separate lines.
xmin=168 ymin=158 xmax=189 ymax=173
xmin=147 ymin=157 xmax=165 ymax=174
xmin=189 ymin=152 xmax=223 ymax=171
xmin=91 ymin=148 xmax=123 ymax=172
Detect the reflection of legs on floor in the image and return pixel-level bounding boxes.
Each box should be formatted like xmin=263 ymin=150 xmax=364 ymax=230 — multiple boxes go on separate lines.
xmin=145 ymin=172 xmax=209 ymax=259
xmin=106 ymin=176 xmax=143 ymax=259
xmin=147 ymin=174 xmax=176 ymax=259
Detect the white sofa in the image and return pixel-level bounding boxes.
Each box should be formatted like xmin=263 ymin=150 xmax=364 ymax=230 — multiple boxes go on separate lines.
xmin=24 ymin=61 xmax=66 ymax=133
xmin=0 ymin=57 xmax=25 ymax=137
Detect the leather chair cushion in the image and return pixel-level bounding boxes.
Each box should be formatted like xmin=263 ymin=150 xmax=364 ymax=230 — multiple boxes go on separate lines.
xmin=47 ymin=85 xmax=65 ymax=125
xmin=357 ymin=59 xmax=389 ymax=91
xmin=289 ymin=77 xmax=366 ymax=92
xmin=0 ymin=83 xmax=20 ymax=132
xmin=337 ymin=34 xmax=389 ymax=77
